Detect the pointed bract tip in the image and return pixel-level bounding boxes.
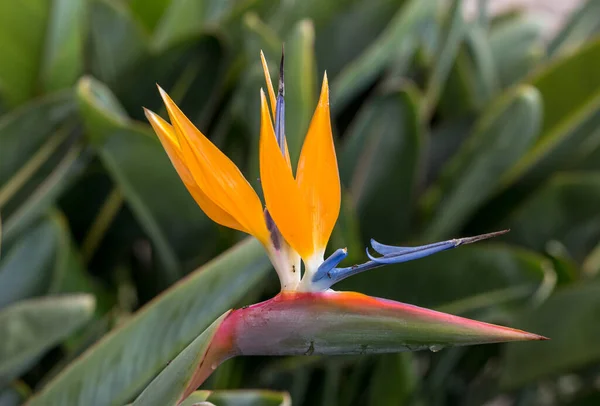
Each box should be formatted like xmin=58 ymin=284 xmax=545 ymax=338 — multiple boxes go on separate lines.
xmin=142 ymin=107 xmax=153 ymax=119
xmin=318 ymin=72 xmax=329 ymax=105
xmin=456 ymin=229 xmax=510 ymax=246
xmin=156 ymin=84 xmax=169 ymax=101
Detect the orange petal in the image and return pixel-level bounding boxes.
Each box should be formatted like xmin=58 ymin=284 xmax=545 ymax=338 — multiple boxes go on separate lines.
xmin=144 ymin=108 xmax=245 ymax=232
xmin=260 ymin=50 xmax=277 ymax=120
xmin=156 ymin=87 xmax=269 ymax=244
xmin=296 ymin=73 xmax=341 ymax=253
xmin=259 ymin=90 xmax=313 ymax=258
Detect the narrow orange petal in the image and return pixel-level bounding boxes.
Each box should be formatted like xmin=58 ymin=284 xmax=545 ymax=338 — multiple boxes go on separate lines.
xmin=144 ymin=108 xmax=245 ymax=232
xmin=260 ymin=50 xmax=277 ymax=120
xmin=259 ymin=90 xmax=313 ymax=258
xmin=296 ymin=73 xmax=341 ymax=253
xmin=156 ymin=87 xmax=269 ymax=244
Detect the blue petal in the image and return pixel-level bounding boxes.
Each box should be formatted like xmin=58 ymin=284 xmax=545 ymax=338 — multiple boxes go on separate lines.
xmin=367 ymin=240 xmax=457 ymax=264
xmin=371 ymin=238 xmax=451 ymax=256
xmin=275 ymin=50 xmax=286 ymax=153
xmin=312 ymin=248 xmax=348 ymax=284
xmin=311 ymin=230 xmax=509 ymax=291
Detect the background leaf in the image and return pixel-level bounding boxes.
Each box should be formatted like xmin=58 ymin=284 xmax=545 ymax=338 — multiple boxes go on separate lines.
xmin=0 ymin=294 xmax=95 ymax=385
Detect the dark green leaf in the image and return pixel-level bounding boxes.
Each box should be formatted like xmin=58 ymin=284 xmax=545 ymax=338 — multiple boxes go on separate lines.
xmin=0 ymin=92 xmax=75 ymax=188
xmin=340 ymin=85 xmax=421 ymax=242
xmin=88 ymin=0 xmax=149 ymax=86
xmin=0 ymin=294 xmax=95 ymax=385
xmin=423 ymin=0 xmax=466 ymax=116
xmin=505 ymin=173 xmax=600 ymax=262
xmin=0 ymin=217 xmax=59 ymax=309
xmin=423 ymin=85 xmax=542 ymax=239
xmin=331 ymin=0 xmax=435 ymax=109
xmin=501 ymin=281 xmax=600 ymax=388
xmin=369 ymin=353 xmax=417 ymax=406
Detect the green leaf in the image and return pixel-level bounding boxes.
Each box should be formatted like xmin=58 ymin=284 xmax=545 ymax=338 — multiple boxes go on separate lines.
xmin=0 ymin=217 xmax=59 ymax=309
xmin=0 ymin=0 xmax=86 ymax=105
xmin=88 ymin=0 xmax=149 ymax=86
xmin=28 ymin=238 xmax=271 ymax=406
xmin=76 ymin=77 xmax=213 ymax=283
xmin=132 ymin=313 xmax=229 ymax=406
xmin=40 ymin=0 xmax=87 ymax=92
xmin=547 ymin=0 xmax=600 ymax=58
xmin=242 ymin=12 xmax=281 ymax=58
xmin=180 ymin=390 xmax=291 ymax=406
xmin=505 ymin=173 xmax=600 ymax=262
xmin=337 ymin=244 xmax=550 ymax=313
xmin=423 ymin=85 xmax=542 ymax=239
xmin=0 ymin=294 xmax=95 ymax=385
xmin=0 ymin=92 xmax=75 ymax=188
xmin=331 ymin=0 xmax=435 ymax=109
xmin=502 ymin=38 xmax=600 ymax=188
xmin=488 ymin=17 xmax=543 ymax=87
xmin=151 ymin=0 xmax=242 ymax=51
xmin=128 ymin=0 xmax=171 ymax=32
xmin=463 ymin=24 xmax=500 ymax=106
xmin=501 ymin=281 xmax=600 ymax=388
xmin=369 ymin=353 xmax=417 ymax=406
xmin=115 ymin=34 xmax=225 ymax=122
xmin=340 ymin=85 xmax=421 ymax=242
xmin=284 ymin=19 xmax=317 ymax=167
xmin=1 ymin=143 xmax=85 ymax=242
xmin=151 ymin=0 xmax=204 ymax=51
xmin=0 ymin=0 xmax=49 ymax=105
xmin=423 ymin=0 xmax=466 ymax=116
xmin=314 ymin=0 xmax=408 ymax=79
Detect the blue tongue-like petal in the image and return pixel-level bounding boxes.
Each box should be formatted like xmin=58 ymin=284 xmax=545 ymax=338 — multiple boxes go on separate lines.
xmin=275 ymin=47 xmax=286 ymax=153
xmin=368 ymin=230 xmax=509 ymax=264
xmin=310 ymin=230 xmax=509 ymax=291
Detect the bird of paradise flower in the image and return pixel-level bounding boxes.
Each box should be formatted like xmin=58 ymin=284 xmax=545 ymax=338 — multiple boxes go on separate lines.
xmin=142 ymin=50 xmax=546 ymax=402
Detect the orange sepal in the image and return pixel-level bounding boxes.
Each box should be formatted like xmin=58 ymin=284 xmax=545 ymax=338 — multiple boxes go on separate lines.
xmin=156 ymin=86 xmax=269 ymax=244
xmin=144 ymin=108 xmax=244 ymax=232
xmin=259 ymin=90 xmax=313 ymax=258
xmin=296 ymin=73 xmax=341 ymax=253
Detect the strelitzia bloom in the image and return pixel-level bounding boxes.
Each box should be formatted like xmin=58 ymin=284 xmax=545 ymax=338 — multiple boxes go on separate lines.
xmin=142 ymin=51 xmax=545 ymax=402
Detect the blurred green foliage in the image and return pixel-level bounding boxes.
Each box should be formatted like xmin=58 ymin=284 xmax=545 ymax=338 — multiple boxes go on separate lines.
xmin=1 ymin=0 xmax=600 ymax=405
